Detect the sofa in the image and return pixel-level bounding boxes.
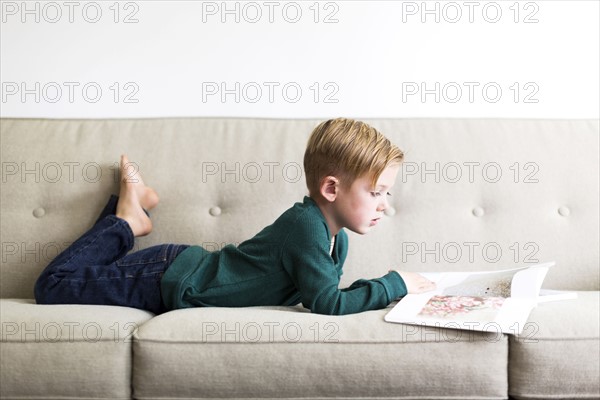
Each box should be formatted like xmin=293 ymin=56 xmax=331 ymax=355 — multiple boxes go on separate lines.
xmin=1 ymin=117 xmax=598 ymax=400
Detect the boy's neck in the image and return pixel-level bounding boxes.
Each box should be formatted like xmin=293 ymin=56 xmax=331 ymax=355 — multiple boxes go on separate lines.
xmin=309 ymin=194 xmax=341 ymax=237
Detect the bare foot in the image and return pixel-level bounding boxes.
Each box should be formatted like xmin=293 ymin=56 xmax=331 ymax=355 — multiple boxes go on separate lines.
xmin=116 ymin=155 xmax=156 ymax=237
xmin=120 ymin=156 xmax=159 ymax=211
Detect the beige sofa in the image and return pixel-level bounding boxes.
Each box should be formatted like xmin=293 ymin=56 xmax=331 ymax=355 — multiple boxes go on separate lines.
xmin=1 ymin=117 xmax=598 ymax=400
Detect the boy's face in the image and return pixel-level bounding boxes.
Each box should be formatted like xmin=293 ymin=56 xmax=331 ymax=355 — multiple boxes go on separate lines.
xmin=332 ymin=164 xmax=400 ymax=235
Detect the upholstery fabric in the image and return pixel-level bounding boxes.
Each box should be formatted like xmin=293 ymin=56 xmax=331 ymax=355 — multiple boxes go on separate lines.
xmin=508 ymin=291 xmax=600 ymax=399
xmin=0 ymin=299 xmax=153 ymax=399
xmin=133 ymin=305 xmax=508 ymax=399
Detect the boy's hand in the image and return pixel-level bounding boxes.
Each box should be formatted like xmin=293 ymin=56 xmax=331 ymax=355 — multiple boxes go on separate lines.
xmin=393 ymin=271 xmax=437 ymax=294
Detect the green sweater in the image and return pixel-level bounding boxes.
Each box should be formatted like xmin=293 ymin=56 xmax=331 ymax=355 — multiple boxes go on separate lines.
xmin=161 ymin=196 xmax=407 ymax=315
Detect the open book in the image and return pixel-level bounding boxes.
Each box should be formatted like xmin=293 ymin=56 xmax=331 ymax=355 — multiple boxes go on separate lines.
xmin=384 ymin=262 xmax=577 ymax=335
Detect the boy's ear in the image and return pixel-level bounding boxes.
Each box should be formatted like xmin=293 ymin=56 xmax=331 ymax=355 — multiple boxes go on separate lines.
xmin=320 ymin=176 xmax=339 ymax=203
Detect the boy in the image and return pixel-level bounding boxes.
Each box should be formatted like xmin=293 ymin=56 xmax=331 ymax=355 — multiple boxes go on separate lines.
xmin=34 ymin=118 xmax=435 ymax=315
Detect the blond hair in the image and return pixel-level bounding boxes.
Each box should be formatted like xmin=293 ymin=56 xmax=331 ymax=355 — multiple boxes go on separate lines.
xmin=304 ymin=118 xmax=404 ymax=194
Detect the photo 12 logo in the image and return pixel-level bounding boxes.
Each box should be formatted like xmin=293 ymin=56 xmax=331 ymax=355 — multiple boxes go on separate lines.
xmin=1 ymin=160 xmax=137 ymax=184
xmin=200 ymin=161 xmax=304 ymax=184
xmin=1 ymin=321 xmax=139 ymax=343
xmin=1 ymin=82 xmax=140 ymax=104
xmin=399 ymin=321 xmax=539 ymax=343
xmin=200 ymin=1 xmax=340 ymax=24
xmin=400 ymin=161 xmax=540 ymax=184
xmin=1 ymin=1 xmax=140 ymax=23
xmin=201 ymin=81 xmax=339 ymax=104
xmin=401 ymin=82 xmax=540 ymax=104
xmin=400 ymin=241 xmax=541 ymax=264
xmin=400 ymin=1 xmax=540 ymax=24
xmin=200 ymin=321 xmax=339 ymax=343
xmin=1 ymin=241 xmax=145 ymax=264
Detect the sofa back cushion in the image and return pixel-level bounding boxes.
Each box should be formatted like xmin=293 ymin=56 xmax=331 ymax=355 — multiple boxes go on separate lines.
xmin=1 ymin=118 xmax=598 ymax=298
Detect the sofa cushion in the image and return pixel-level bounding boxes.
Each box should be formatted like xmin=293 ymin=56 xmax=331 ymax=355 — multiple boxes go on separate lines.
xmin=133 ymin=305 xmax=508 ymax=399
xmin=0 ymin=299 xmax=154 ymax=399
xmin=508 ymin=291 xmax=600 ymax=399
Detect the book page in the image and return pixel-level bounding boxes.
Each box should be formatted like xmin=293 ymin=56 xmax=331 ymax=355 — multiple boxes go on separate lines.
xmin=537 ymin=289 xmax=578 ymax=303
xmin=417 ymin=294 xmax=505 ymax=323
xmin=510 ymin=263 xmax=553 ymax=298
xmin=441 ymin=268 xmax=526 ymax=298
xmin=385 ymin=262 xmax=556 ymax=334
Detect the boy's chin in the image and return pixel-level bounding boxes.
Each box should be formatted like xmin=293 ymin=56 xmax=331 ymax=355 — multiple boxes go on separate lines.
xmin=347 ymin=226 xmax=374 ymax=235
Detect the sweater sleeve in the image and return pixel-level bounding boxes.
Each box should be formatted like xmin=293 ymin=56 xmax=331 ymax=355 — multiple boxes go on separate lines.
xmin=282 ymin=229 xmax=407 ymax=315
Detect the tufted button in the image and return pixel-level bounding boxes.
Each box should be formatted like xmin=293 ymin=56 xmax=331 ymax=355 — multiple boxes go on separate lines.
xmin=558 ymin=206 xmax=570 ymax=217
xmin=472 ymin=207 xmax=485 ymax=217
xmin=33 ymin=207 xmax=46 ymax=218
xmin=384 ymin=206 xmax=396 ymax=217
xmin=209 ymin=206 xmax=222 ymax=217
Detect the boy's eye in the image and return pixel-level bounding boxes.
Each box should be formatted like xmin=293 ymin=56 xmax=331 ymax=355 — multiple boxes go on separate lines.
xmin=371 ymin=191 xmax=392 ymax=197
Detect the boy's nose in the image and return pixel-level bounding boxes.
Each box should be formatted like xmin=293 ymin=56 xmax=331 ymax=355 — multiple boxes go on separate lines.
xmin=377 ymin=197 xmax=388 ymax=212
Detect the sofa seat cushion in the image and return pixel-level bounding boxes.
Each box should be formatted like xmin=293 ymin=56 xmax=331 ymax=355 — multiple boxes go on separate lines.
xmin=133 ymin=305 xmax=508 ymax=399
xmin=0 ymin=299 xmax=154 ymax=399
xmin=508 ymin=291 xmax=600 ymax=399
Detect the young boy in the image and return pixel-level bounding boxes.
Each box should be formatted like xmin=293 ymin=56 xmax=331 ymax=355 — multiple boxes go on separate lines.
xmin=34 ymin=118 xmax=435 ymax=315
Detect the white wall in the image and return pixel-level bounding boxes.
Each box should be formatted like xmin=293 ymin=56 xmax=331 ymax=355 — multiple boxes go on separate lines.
xmin=1 ymin=0 xmax=598 ymax=119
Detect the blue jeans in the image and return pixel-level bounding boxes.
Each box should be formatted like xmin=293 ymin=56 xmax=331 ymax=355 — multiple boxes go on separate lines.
xmin=34 ymin=195 xmax=189 ymax=314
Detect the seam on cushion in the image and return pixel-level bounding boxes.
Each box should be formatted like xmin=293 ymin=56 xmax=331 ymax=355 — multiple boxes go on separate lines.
xmin=508 ymin=393 xmax=600 ymax=400
xmin=129 ymin=397 xmax=507 ymax=400
xmin=511 ymin=337 xmax=600 ymax=342
xmin=132 ymin=338 xmax=507 ymax=345
xmin=1 ymin=339 xmax=135 ymax=344
xmin=128 ymin=397 xmax=507 ymax=400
